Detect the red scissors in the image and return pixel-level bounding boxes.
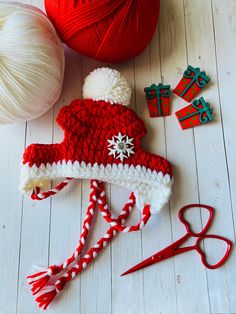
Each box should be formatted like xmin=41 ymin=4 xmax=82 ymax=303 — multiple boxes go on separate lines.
xmin=121 ymin=204 xmax=232 ymax=276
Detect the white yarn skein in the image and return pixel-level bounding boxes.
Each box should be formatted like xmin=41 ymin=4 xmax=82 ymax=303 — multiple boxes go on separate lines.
xmin=0 ymin=2 xmax=65 ymax=124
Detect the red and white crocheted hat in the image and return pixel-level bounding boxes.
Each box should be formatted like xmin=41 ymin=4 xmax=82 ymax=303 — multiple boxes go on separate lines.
xmin=21 ymin=68 xmax=174 ymax=310
xmin=20 ymin=67 xmax=173 ymax=213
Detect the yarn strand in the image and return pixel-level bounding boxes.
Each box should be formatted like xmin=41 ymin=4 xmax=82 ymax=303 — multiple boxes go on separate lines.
xmin=97 ymin=182 xmax=151 ymax=232
xmin=31 ymin=177 xmax=73 ymax=200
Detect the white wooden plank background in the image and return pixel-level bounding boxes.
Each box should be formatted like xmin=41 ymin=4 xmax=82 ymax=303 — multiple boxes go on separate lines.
xmin=0 ymin=0 xmax=235 ymax=313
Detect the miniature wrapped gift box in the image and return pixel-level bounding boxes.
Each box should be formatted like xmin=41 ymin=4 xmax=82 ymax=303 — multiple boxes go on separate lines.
xmin=174 ymin=65 xmax=210 ymax=102
xmin=144 ymin=83 xmax=171 ymax=117
xmin=175 ymin=97 xmax=214 ymax=130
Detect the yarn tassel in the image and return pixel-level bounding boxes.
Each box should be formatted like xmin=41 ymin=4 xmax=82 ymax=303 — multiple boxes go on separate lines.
xmin=27 ymin=265 xmax=60 ymax=295
xmin=35 ymin=286 xmax=58 ymax=310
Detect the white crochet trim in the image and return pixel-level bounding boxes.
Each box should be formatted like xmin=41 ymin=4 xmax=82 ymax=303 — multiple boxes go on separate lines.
xmin=82 ymin=68 xmax=132 ymax=106
xmin=20 ymin=161 xmax=173 ymax=214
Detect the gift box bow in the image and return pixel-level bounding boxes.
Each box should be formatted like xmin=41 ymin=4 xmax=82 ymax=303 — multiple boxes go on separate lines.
xmin=180 ymin=65 xmax=210 ymax=98
xmin=144 ymin=83 xmax=171 ymax=116
xmin=178 ymin=97 xmax=214 ymax=124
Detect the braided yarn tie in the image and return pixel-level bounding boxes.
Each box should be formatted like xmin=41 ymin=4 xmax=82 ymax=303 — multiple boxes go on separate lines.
xmin=28 ymin=181 xmax=152 ymax=310
xmin=27 ymin=180 xmax=100 ymax=295
xmin=31 ymin=177 xmax=73 ymax=200
xmin=32 ymin=189 xmax=135 ymax=310
xmin=97 ymin=182 xmax=151 ymax=232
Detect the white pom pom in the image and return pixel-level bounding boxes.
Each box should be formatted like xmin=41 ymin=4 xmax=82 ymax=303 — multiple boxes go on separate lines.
xmin=0 ymin=2 xmax=64 ymax=124
xmin=83 ymin=67 xmax=132 ymax=106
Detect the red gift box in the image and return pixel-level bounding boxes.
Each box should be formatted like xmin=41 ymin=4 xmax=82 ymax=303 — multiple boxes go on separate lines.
xmin=144 ymin=83 xmax=171 ymax=117
xmin=175 ymin=97 xmax=214 ymax=130
xmin=174 ymin=66 xmax=210 ymax=102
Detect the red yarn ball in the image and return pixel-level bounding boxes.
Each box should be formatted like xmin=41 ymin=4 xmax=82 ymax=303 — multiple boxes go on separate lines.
xmin=44 ymin=0 xmax=160 ymax=63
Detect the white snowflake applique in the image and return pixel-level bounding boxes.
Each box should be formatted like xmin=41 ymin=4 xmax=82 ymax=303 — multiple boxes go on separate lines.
xmin=107 ymin=132 xmax=135 ymax=162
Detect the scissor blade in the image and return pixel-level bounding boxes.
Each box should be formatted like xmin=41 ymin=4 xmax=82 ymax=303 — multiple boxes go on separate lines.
xmin=121 ymin=256 xmax=155 ymax=276
xmin=121 ymin=252 xmax=165 ymax=276
xmin=121 ymin=241 xmax=180 ymax=276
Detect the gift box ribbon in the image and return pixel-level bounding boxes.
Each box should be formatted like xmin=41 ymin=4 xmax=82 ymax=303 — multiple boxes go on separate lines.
xmin=180 ymin=65 xmax=210 ymax=97
xmin=144 ymin=83 xmax=171 ymax=116
xmin=179 ymin=97 xmax=214 ymax=124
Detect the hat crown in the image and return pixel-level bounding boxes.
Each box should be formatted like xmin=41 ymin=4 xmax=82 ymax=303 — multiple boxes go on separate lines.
xmin=57 ymin=99 xmax=147 ymax=139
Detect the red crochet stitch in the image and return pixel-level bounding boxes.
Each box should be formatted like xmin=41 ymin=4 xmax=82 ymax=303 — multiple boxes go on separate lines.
xmin=23 ymin=99 xmax=172 ymax=176
xmin=21 ymin=98 xmax=173 ymax=213
xmin=21 ymin=68 xmax=173 ymax=214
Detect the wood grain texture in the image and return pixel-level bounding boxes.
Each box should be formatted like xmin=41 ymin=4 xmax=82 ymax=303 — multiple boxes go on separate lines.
xmin=0 ymin=0 xmax=235 ymax=313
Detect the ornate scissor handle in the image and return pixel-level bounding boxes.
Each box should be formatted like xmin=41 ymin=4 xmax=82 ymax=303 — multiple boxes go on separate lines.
xmin=195 ymin=234 xmax=232 ymax=269
xmin=178 ymin=204 xmax=214 ymax=237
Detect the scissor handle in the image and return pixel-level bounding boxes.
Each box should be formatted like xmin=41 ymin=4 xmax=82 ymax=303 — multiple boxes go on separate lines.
xmin=195 ymin=234 xmax=232 ymax=269
xmin=179 ymin=204 xmax=214 ymax=237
